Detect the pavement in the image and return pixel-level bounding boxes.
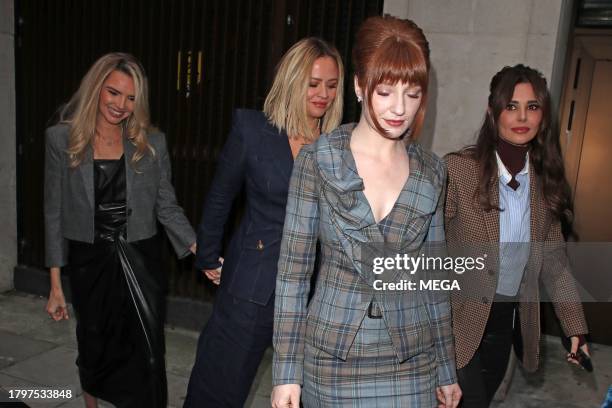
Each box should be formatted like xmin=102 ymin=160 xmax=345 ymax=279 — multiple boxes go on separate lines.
xmin=0 ymin=290 xmax=609 ymax=407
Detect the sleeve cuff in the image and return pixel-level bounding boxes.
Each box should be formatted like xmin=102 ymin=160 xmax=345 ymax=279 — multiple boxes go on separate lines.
xmin=272 ymin=359 xmax=304 ymax=386
xmin=194 ymin=257 xmax=222 ymax=271
xmin=437 ymin=362 xmax=458 ymax=386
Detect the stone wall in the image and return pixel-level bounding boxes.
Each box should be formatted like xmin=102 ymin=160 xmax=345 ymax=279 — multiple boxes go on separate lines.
xmin=383 ymin=0 xmax=571 ymax=155
xmin=0 ymin=0 xmax=16 ymax=291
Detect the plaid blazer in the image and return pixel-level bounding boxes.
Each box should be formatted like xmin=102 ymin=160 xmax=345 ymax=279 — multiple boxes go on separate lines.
xmin=444 ymin=151 xmax=588 ymax=372
xmin=273 ymin=124 xmax=457 ymax=387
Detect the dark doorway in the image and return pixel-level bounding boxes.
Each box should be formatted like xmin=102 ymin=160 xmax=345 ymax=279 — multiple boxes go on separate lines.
xmin=552 ymin=31 xmax=612 ymax=345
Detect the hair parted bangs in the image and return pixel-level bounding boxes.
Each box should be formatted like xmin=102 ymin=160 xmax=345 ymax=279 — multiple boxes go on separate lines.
xmin=263 ymin=37 xmax=344 ymax=142
xmin=369 ymin=37 xmax=429 ymax=89
xmin=353 ymin=16 xmax=430 ymax=141
xmin=364 ymin=37 xmax=429 ymax=139
xmin=59 ymin=52 xmax=155 ymax=168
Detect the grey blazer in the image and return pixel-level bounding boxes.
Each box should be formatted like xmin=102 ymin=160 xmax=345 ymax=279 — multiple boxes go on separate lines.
xmin=44 ymin=124 xmax=196 ymax=267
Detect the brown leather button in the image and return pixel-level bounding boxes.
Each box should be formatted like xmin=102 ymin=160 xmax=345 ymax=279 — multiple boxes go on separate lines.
xmin=482 ymin=297 xmax=489 ymax=304
xmin=256 ymin=240 xmax=264 ymax=251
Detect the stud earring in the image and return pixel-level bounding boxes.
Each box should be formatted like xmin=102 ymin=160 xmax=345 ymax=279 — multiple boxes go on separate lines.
xmin=357 ymin=95 xmax=362 ymax=103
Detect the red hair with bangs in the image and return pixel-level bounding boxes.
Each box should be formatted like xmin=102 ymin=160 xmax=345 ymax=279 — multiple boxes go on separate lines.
xmin=353 ymin=16 xmax=430 ymax=140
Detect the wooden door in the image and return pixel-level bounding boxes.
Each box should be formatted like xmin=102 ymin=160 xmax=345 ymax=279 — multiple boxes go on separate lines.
xmin=555 ymin=32 xmax=612 ymax=344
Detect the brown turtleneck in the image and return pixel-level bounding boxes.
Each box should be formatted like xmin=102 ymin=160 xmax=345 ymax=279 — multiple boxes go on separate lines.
xmin=497 ymin=137 xmax=529 ymax=190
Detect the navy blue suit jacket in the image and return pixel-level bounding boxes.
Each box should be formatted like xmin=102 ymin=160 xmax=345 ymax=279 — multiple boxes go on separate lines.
xmin=195 ymin=109 xmax=293 ymax=305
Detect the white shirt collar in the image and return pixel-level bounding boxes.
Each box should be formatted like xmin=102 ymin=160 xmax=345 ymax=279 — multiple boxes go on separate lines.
xmin=495 ymin=151 xmax=529 ymax=184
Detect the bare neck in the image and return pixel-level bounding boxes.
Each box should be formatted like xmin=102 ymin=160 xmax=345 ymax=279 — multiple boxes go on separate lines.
xmin=351 ymin=117 xmax=405 ymax=159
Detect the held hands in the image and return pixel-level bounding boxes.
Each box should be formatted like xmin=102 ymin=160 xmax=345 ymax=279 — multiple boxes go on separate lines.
xmin=436 ymin=383 xmax=462 ymax=408
xmin=271 ymin=384 xmax=301 ymax=408
xmin=203 ymin=257 xmax=224 ymax=285
xmin=46 ymin=288 xmax=69 ymax=321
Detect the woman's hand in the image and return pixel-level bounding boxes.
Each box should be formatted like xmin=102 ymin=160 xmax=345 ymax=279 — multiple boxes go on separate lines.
xmin=46 ymin=287 xmax=69 ymax=321
xmin=436 ymin=383 xmax=461 ymax=408
xmin=203 ymin=257 xmax=223 ymax=285
xmin=271 ymin=384 xmax=300 ymax=408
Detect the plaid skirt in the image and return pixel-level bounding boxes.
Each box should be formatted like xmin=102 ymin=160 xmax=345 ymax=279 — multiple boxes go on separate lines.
xmin=302 ymin=315 xmax=437 ymax=407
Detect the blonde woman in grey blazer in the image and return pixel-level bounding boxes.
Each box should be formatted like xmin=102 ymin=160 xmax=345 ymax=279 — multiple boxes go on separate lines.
xmin=44 ymin=53 xmax=195 ymax=408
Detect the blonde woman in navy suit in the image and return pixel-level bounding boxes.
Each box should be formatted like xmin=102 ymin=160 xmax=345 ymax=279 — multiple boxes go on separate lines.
xmin=45 ymin=53 xmax=196 ymax=408
xmin=184 ymin=38 xmax=344 ymax=407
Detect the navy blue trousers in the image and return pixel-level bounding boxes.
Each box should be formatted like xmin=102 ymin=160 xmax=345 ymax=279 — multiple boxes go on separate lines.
xmin=184 ymin=289 xmax=274 ymax=407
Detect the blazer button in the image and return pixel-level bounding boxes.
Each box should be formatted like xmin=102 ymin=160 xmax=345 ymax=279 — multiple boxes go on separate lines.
xmin=256 ymin=240 xmax=264 ymax=251
xmin=127 ymin=208 xmax=133 ymax=216
xmin=482 ymin=297 xmax=489 ymax=304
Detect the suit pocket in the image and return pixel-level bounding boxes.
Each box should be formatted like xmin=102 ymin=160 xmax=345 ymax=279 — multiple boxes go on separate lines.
xmin=227 ymin=229 xmax=282 ymax=303
xmin=240 ymin=229 xmax=282 ymax=250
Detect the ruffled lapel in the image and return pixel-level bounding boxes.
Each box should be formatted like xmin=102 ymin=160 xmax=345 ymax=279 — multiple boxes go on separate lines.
xmin=390 ymin=143 xmax=438 ymax=247
xmin=314 ymin=124 xmax=384 ymax=244
xmin=313 ymin=125 xmax=384 ymax=280
xmin=313 ymin=126 xmax=442 ymax=280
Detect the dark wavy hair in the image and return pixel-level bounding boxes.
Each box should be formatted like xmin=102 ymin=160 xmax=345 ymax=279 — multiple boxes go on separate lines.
xmin=466 ymin=64 xmax=574 ymax=234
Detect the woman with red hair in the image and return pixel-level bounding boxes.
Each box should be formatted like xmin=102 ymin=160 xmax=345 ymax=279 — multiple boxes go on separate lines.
xmin=271 ymin=16 xmax=461 ymax=408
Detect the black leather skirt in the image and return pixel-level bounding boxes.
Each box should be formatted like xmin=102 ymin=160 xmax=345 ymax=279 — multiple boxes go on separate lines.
xmin=68 ymin=233 xmax=166 ymax=408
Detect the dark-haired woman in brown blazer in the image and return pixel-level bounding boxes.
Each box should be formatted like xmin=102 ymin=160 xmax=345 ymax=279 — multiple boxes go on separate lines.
xmin=444 ymin=64 xmax=589 ymax=407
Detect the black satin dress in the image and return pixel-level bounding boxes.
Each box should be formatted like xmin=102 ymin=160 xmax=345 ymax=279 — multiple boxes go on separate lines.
xmin=68 ymin=156 xmax=167 ymax=407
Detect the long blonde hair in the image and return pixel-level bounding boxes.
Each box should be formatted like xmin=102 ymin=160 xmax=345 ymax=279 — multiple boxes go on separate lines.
xmin=60 ymin=52 xmax=154 ymax=167
xmin=263 ymin=37 xmax=344 ymax=142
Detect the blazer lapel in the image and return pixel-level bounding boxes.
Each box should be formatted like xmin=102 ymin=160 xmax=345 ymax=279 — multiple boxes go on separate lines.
xmin=79 ymin=145 xmax=94 ymax=209
xmin=263 ymin=125 xmax=293 ymax=184
xmin=334 ymin=132 xmax=384 ymax=244
xmin=529 ymin=168 xmax=547 ymax=242
xmin=483 ymin=173 xmax=500 ymax=244
xmin=314 ymin=125 xmax=384 ymax=282
xmin=124 ymin=137 xmax=136 ymax=203
xmin=522 ymin=163 xmax=547 ymax=303
xmin=389 ymin=143 xmax=436 ymax=247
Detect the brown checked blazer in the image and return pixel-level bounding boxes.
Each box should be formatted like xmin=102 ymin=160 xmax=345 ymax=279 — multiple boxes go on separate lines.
xmin=444 ymin=151 xmax=587 ymax=372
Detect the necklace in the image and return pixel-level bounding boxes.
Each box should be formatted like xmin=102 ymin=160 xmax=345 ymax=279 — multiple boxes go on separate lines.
xmin=95 ymin=130 xmax=121 ymax=147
